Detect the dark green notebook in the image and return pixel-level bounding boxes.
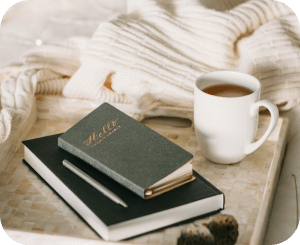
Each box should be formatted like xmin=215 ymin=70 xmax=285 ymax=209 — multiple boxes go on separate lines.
xmin=58 ymin=103 xmax=194 ymax=199
xmin=23 ymin=134 xmax=224 ymax=241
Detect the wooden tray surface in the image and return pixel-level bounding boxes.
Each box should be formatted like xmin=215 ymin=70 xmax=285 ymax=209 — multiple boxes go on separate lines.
xmin=0 ymin=98 xmax=288 ymax=245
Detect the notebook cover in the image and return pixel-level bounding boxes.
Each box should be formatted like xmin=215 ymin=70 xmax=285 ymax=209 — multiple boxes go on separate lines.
xmin=58 ymin=102 xmax=193 ymax=198
xmin=23 ymin=134 xmax=224 ymax=227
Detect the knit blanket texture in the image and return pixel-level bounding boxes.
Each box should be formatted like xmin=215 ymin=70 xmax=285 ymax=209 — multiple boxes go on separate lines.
xmin=64 ymin=0 xmax=300 ymax=111
xmin=1 ymin=0 xmax=300 ymax=147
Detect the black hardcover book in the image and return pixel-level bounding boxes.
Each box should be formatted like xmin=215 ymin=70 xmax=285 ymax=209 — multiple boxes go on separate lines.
xmin=58 ymin=103 xmax=195 ymax=199
xmin=23 ymin=134 xmax=225 ymax=241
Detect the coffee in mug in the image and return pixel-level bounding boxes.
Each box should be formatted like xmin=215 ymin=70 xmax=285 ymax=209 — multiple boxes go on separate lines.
xmin=194 ymin=71 xmax=279 ymax=164
xmin=202 ymin=84 xmax=253 ymax=97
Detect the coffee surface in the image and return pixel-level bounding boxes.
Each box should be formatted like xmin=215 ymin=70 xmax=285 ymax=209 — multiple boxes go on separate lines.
xmin=202 ymin=84 xmax=253 ymax=97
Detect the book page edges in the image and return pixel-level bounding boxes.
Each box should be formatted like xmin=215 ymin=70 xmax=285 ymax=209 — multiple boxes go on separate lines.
xmin=23 ymin=146 xmax=110 ymax=240
xmin=59 ymin=137 xmax=194 ymax=199
xmin=145 ymin=160 xmax=194 ymax=199
xmin=24 ymin=145 xmax=224 ymax=241
xmin=108 ymin=193 xmax=224 ymax=241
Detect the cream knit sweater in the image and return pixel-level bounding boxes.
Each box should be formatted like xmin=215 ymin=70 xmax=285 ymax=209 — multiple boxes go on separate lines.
xmin=1 ymin=0 xmax=300 ymax=146
xmin=64 ymin=0 xmax=300 ymax=112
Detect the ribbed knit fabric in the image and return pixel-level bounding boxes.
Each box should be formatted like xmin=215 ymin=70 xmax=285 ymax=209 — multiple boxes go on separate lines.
xmin=0 ymin=40 xmax=84 ymax=144
xmin=1 ymin=0 xmax=300 ymax=147
xmin=0 ymin=0 xmax=126 ymax=168
xmin=63 ymin=0 xmax=300 ymax=112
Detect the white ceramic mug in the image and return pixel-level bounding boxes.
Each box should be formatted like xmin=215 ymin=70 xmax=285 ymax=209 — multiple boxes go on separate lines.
xmin=194 ymin=71 xmax=279 ymax=164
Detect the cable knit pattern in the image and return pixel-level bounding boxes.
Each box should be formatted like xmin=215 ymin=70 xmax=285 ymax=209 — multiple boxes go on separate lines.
xmin=0 ymin=70 xmax=36 ymax=143
xmin=1 ymin=0 xmax=300 ymax=147
xmin=0 ymin=0 xmax=127 ymax=171
xmin=64 ymin=0 xmax=300 ymax=111
xmin=0 ymin=41 xmax=83 ymax=145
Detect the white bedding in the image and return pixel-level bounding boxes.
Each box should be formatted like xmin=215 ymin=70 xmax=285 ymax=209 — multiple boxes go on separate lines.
xmin=0 ymin=0 xmax=300 ymax=244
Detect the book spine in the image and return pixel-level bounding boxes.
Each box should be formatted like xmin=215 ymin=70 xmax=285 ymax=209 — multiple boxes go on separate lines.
xmin=58 ymin=137 xmax=145 ymax=198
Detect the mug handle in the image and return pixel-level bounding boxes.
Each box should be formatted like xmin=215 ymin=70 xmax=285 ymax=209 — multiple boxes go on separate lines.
xmin=245 ymin=100 xmax=279 ymax=154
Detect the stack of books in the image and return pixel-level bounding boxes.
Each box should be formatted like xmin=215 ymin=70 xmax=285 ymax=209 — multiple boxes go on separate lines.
xmin=23 ymin=103 xmax=224 ymax=241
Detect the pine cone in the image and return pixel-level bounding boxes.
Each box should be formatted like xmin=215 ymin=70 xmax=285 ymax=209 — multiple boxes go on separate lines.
xmin=205 ymin=214 xmax=239 ymax=245
xmin=177 ymin=223 xmax=215 ymax=245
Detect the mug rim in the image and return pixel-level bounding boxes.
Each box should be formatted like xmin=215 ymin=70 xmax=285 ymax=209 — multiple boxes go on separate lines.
xmin=195 ymin=71 xmax=261 ymax=100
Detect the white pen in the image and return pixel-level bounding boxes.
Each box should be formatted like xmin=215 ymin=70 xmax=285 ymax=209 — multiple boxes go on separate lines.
xmin=62 ymin=159 xmax=128 ymax=208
